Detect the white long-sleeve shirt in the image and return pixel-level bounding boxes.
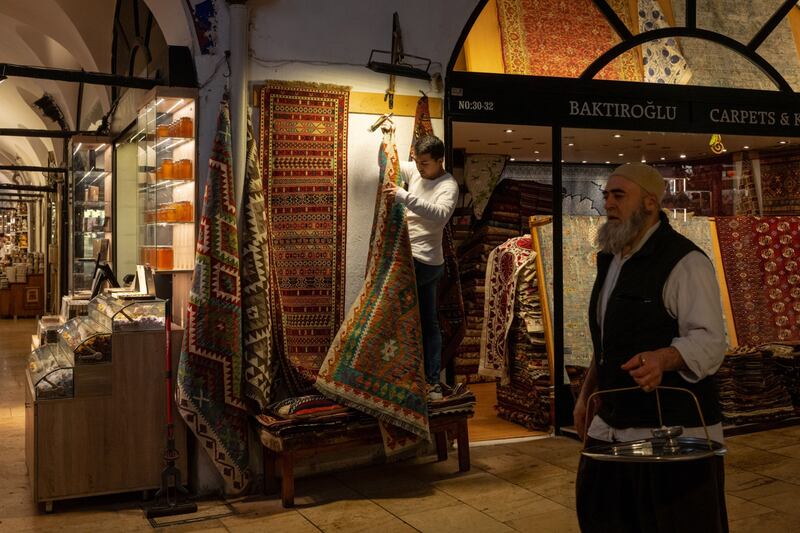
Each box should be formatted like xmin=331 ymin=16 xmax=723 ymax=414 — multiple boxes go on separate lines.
xmin=396 ymin=161 xmax=459 ymax=265
xmin=589 ymin=221 xmax=727 ymax=443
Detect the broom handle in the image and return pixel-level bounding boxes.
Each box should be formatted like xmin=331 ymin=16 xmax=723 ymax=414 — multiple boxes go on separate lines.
xmin=165 ymin=299 xmax=173 ymax=434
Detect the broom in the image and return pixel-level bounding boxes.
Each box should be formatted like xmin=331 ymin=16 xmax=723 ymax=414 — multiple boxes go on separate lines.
xmin=145 ymin=299 xmax=197 ymax=518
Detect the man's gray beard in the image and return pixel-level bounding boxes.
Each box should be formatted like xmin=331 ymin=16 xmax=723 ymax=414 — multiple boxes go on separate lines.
xmin=596 ymin=204 xmax=649 ymax=255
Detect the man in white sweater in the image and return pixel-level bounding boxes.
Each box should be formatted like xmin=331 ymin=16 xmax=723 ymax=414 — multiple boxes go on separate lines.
xmin=383 ymin=134 xmax=459 ymax=401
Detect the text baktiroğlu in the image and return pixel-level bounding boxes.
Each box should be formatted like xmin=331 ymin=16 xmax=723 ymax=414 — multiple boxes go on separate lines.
xmin=569 ymin=100 xmax=677 ymax=121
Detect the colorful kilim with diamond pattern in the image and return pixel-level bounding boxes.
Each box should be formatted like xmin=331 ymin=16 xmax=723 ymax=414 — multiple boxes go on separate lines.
xmin=241 ymin=112 xmax=275 ymax=412
xmin=316 ymin=131 xmax=430 ymax=443
xmin=177 ymin=96 xmax=250 ymax=494
xmin=259 ymin=81 xmax=349 ymax=395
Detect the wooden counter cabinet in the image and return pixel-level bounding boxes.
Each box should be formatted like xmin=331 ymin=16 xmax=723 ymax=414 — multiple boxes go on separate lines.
xmin=25 ymin=326 xmax=187 ymax=512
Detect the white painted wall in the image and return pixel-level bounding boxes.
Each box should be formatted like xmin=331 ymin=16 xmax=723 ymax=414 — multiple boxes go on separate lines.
xmin=150 ymin=0 xmax=478 ymax=495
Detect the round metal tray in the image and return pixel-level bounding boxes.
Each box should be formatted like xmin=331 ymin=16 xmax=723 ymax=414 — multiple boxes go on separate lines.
xmin=582 ymin=436 xmax=727 ymax=463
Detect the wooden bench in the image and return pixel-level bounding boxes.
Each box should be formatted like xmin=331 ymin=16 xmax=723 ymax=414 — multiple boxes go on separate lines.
xmin=260 ymin=412 xmax=471 ymax=507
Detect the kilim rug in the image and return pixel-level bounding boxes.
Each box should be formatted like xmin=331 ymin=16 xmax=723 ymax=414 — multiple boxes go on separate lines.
xmin=241 ymin=112 xmax=275 ymax=412
xmin=408 ymin=94 xmax=466 ymax=369
xmin=260 ymin=81 xmax=349 ymax=395
xmin=177 ymin=96 xmax=250 ymax=494
xmin=496 ymin=0 xmax=641 ymax=80
xmin=479 ymin=236 xmax=536 ymax=384
xmin=715 ymin=216 xmax=800 ymax=346
xmin=316 ymin=130 xmax=430 ymax=447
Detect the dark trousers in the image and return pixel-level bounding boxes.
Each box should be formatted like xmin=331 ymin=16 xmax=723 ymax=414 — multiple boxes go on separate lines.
xmin=576 ymin=437 xmax=728 ymax=533
xmin=414 ymin=259 xmax=444 ymax=385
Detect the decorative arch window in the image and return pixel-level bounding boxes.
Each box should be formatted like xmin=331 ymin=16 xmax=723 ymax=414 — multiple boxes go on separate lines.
xmin=453 ymin=0 xmax=800 ymax=93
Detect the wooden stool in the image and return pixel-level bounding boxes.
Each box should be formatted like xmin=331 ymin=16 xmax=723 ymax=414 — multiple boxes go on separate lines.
xmin=260 ymin=412 xmax=471 ymax=507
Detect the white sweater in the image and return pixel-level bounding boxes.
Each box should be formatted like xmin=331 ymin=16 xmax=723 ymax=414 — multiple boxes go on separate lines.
xmin=395 ymin=161 xmax=459 ymax=265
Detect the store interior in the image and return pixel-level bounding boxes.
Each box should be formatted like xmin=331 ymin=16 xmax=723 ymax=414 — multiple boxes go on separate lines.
xmin=449 ymin=119 xmax=800 ymax=441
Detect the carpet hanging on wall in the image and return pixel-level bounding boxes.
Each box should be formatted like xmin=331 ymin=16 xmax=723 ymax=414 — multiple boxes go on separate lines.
xmin=259 ymin=81 xmax=349 ymax=395
xmin=409 ymin=94 xmax=466 ymax=369
xmin=177 ymin=95 xmax=250 ymax=494
xmin=715 ymin=216 xmax=800 ymax=346
xmin=495 ymin=0 xmax=641 ymax=80
xmin=316 ymin=130 xmax=430 ymax=448
xmin=241 ymin=112 xmax=276 ymax=412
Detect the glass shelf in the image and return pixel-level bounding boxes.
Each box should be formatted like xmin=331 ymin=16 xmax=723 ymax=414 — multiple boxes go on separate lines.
xmin=134 ymin=91 xmax=197 ymax=273
xmin=69 ymin=137 xmax=112 ymax=294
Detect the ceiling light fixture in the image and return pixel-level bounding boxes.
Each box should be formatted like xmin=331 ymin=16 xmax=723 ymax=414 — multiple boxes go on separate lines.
xmin=509 ymin=157 xmax=516 ymax=161
xmin=641 ymin=159 xmax=646 ymax=163
xmin=613 ymin=134 xmax=621 ymax=138
xmin=660 ymin=157 xmax=666 ymax=160
xmin=535 ymin=159 xmax=540 ymax=162
xmin=779 ymin=140 xmax=788 ymax=144
xmin=743 ymin=145 xmax=750 ymax=150
xmin=534 ymin=150 xmax=540 ymax=154
xmin=605 ymin=161 xmax=610 ymax=164
xmin=582 ymin=160 xmax=587 ymax=164
xmin=679 ymin=154 xmax=687 ymax=158
xmin=505 ymin=129 xmax=514 ymax=133
xmin=618 ymin=153 xmax=624 ymax=157
xmin=568 ymin=143 xmax=574 ymax=147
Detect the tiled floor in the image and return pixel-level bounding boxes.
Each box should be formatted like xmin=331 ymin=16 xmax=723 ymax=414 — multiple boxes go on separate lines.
xmin=2 ymin=318 xmax=799 ymax=532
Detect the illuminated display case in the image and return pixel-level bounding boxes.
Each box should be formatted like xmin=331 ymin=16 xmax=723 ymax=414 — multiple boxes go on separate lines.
xmin=70 ymin=137 xmax=112 ymax=293
xmin=27 ymin=344 xmax=74 ymax=400
xmin=135 ymin=89 xmax=197 ymax=272
xmin=88 ymin=292 xmax=166 ymax=332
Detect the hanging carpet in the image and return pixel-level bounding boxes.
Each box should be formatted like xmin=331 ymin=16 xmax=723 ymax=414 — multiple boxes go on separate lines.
xmin=715 ymin=216 xmax=800 ymax=346
xmin=479 ymin=236 xmax=536 ymax=384
xmin=496 ymin=0 xmax=641 ymax=81
xmin=638 ymin=0 xmax=692 ymax=84
xmin=241 ymin=112 xmax=276 ymax=412
xmin=177 ymin=96 xmax=250 ymax=494
xmin=408 ymin=94 xmax=466 ymax=369
xmin=316 ymin=130 xmax=430 ymax=449
xmin=259 ymin=81 xmax=349 ymax=395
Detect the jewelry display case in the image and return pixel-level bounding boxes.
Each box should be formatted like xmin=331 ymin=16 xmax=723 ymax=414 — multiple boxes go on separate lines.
xmin=135 ymin=89 xmax=197 ymax=272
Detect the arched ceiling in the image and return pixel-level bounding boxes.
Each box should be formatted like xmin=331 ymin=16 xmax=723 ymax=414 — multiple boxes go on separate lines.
xmin=0 ymin=0 xmax=116 ymax=186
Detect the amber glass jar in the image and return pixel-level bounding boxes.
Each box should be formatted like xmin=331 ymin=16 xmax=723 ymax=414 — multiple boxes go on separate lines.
xmin=177 ymin=159 xmax=193 ymax=180
xmin=161 ymin=159 xmax=174 ymax=179
xmin=179 ymin=117 xmax=193 ymax=138
xmin=156 ymin=124 xmax=170 ymax=137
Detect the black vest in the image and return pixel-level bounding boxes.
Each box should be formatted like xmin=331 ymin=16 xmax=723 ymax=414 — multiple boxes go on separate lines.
xmin=588 ymin=212 xmax=722 ymax=428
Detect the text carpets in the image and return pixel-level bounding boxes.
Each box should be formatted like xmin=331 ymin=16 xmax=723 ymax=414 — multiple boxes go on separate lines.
xmin=177 ymin=96 xmax=250 ymax=494
xmin=316 ymin=130 xmax=430 ymax=450
xmin=259 ymin=81 xmax=349 ymax=395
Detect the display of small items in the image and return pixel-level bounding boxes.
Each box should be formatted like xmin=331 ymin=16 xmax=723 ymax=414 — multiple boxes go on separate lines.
xmin=156 ymin=116 xmax=193 ymax=138
xmin=27 ymin=345 xmax=74 ymax=400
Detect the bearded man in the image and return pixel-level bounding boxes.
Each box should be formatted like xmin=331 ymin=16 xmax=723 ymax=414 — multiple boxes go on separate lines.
xmin=573 ymin=163 xmax=728 ymax=533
